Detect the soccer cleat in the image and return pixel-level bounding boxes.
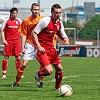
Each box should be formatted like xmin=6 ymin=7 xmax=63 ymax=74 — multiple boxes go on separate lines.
xmin=39 ymin=82 xmax=44 ymax=88
xmin=35 ymin=70 xmax=41 ymax=86
xmin=2 ymin=73 xmax=6 ymax=78
xmin=12 ymin=82 xmax=19 ymax=87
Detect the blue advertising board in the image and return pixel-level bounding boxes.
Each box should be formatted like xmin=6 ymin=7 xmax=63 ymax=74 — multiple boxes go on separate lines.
xmin=58 ymin=45 xmax=86 ymax=57
xmin=58 ymin=45 xmax=100 ymax=57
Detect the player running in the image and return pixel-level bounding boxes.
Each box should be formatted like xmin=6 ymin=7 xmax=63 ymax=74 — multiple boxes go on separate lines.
xmin=32 ymin=4 xmax=69 ymax=90
xmin=12 ymin=3 xmax=43 ymax=87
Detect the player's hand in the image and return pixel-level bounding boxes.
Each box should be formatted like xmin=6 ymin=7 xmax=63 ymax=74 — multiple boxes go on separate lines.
xmin=3 ymin=40 xmax=8 ymax=45
xmin=63 ymin=37 xmax=69 ymax=45
xmin=38 ymin=46 xmax=45 ymax=54
xmin=22 ymin=48 xmax=26 ymax=54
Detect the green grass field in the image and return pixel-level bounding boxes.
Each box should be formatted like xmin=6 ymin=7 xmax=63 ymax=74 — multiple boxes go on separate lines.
xmin=0 ymin=56 xmax=100 ymax=100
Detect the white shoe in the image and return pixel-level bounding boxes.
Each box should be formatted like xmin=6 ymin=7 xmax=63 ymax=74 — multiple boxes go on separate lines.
xmin=35 ymin=70 xmax=41 ymax=86
xmin=2 ymin=74 xmax=6 ymax=78
xmin=21 ymin=75 xmax=25 ymax=78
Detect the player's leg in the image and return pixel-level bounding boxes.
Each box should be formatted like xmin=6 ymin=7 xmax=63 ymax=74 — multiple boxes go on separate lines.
xmin=53 ymin=64 xmax=63 ymax=90
xmin=35 ymin=64 xmax=53 ymax=86
xmin=39 ymin=66 xmax=44 ymax=82
xmin=12 ymin=42 xmax=36 ymax=87
xmin=2 ymin=43 xmax=12 ymax=78
xmin=14 ymin=42 xmax=21 ymax=71
xmin=39 ymin=66 xmax=45 ymax=88
xmin=51 ymin=48 xmax=63 ymax=90
xmin=15 ymin=56 xmax=21 ymax=71
xmin=2 ymin=56 xmax=9 ymax=78
xmin=15 ymin=56 xmax=24 ymax=78
xmin=35 ymin=52 xmax=53 ymax=86
xmin=12 ymin=60 xmax=28 ymax=87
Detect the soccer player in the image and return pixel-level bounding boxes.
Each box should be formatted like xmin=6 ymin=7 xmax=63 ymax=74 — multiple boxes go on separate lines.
xmin=12 ymin=3 xmax=43 ymax=87
xmin=32 ymin=4 xmax=69 ymax=90
xmin=1 ymin=7 xmax=21 ymax=78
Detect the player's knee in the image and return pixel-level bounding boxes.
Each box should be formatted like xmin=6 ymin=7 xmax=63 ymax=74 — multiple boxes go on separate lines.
xmin=22 ymin=66 xmax=26 ymax=68
xmin=59 ymin=68 xmax=63 ymax=72
xmin=56 ymin=67 xmax=63 ymax=72
xmin=58 ymin=65 xmax=63 ymax=71
xmin=4 ymin=56 xmax=9 ymax=60
xmin=45 ymin=65 xmax=53 ymax=75
xmin=22 ymin=64 xmax=27 ymax=68
xmin=22 ymin=62 xmax=28 ymax=68
xmin=46 ymin=69 xmax=53 ymax=75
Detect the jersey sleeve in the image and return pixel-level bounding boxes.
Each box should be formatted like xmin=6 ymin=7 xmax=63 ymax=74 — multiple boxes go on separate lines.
xmin=33 ymin=17 xmax=47 ymax=34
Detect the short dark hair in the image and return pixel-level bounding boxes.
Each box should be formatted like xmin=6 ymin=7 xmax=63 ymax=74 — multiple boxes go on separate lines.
xmin=31 ymin=3 xmax=40 ymax=9
xmin=10 ymin=7 xmax=18 ymax=13
xmin=51 ymin=4 xmax=62 ymax=13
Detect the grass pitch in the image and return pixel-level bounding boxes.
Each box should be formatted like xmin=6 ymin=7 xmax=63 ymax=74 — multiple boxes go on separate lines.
xmin=0 ymin=56 xmax=100 ymax=100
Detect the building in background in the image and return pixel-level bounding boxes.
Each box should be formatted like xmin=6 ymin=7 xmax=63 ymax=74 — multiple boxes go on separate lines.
xmin=0 ymin=7 xmax=50 ymax=21
xmin=0 ymin=9 xmax=10 ymax=30
xmin=62 ymin=2 xmax=100 ymax=27
xmin=0 ymin=2 xmax=100 ymax=27
xmin=17 ymin=7 xmax=50 ymax=20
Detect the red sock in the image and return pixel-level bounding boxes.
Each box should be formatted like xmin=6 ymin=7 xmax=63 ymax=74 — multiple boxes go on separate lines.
xmin=16 ymin=67 xmax=25 ymax=84
xmin=2 ymin=59 xmax=8 ymax=73
xmin=39 ymin=66 xmax=44 ymax=82
xmin=15 ymin=58 xmax=21 ymax=71
xmin=38 ymin=68 xmax=48 ymax=77
xmin=55 ymin=71 xmax=63 ymax=89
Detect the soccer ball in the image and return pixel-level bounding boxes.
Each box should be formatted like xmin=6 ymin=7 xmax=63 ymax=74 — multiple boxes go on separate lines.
xmin=59 ymin=84 xmax=73 ymax=96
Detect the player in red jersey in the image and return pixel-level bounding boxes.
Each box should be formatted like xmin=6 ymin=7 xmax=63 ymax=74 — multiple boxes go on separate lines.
xmin=1 ymin=7 xmax=21 ymax=78
xmin=32 ymin=4 xmax=69 ymax=90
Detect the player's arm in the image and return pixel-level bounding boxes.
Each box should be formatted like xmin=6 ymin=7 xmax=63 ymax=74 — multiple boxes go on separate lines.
xmin=31 ymin=18 xmax=46 ymax=53
xmin=32 ymin=32 xmax=40 ymax=48
xmin=57 ymin=21 xmax=69 ymax=45
xmin=21 ymin=34 xmax=26 ymax=54
xmin=1 ymin=30 xmax=7 ymax=45
xmin=18 ymin=20 xmax=27 ymax=54
xmin=32 ymin=31 xmax=45 ymax=53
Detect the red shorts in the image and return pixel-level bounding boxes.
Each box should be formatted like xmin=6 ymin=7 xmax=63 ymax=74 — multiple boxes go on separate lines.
xmin=36 ymin=47 xmax=61 ymax=67
xmin=3 ymin=42 xmax=21 ymax=56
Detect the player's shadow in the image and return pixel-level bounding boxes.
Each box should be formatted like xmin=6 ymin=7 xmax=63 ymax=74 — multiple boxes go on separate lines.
xmin=0 ymin=83 xmax=38 ymax=91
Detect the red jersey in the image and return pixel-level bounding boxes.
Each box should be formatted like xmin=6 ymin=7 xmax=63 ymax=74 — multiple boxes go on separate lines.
xmin=1 ymin=17 xmax=21 ymax=43
xmin=34 ymin=16 xmax=67 ymax=48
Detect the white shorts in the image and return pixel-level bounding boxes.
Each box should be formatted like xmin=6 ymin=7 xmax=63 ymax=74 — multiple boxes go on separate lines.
xmin=22 ymin=42 xmax=37 ymax=60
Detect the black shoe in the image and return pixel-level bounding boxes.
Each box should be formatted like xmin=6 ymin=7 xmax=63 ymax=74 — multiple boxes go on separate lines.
xmin=39 ymin=82 xmax=44 ymax=88
xmin=12 ymin=82 xmax=19 ymax=87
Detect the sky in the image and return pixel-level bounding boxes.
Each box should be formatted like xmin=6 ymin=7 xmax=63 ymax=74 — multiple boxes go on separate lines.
xmin=0 ymin=0 xmax=100 ymax=9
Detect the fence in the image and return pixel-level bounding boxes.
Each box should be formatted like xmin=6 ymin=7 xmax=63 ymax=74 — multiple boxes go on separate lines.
xmin=0 ymin=28 xmax=100 ymax=55
xmin=0 ymin=28 xmax=100 ymax=45
xmin=63 ymin=29 xmax=100 ymax=46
